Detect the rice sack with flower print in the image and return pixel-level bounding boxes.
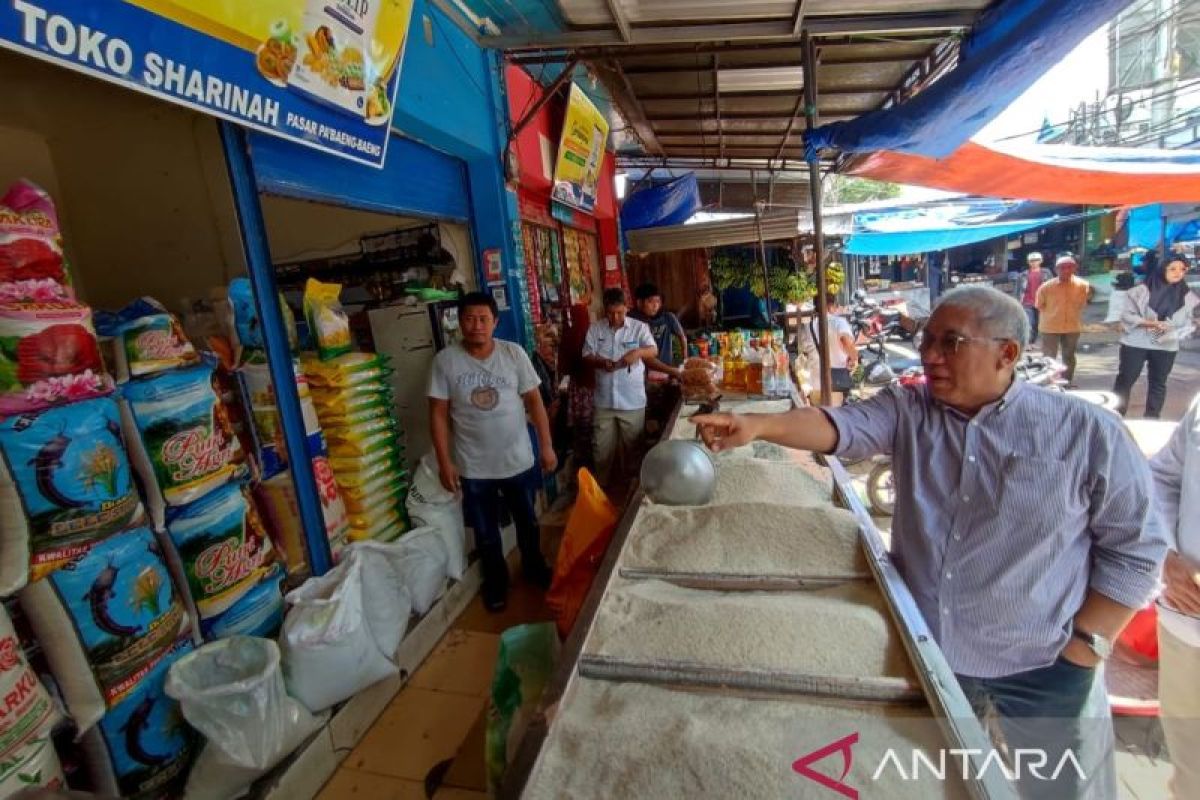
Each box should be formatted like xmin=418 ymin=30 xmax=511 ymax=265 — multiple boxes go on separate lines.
xmin=0 ymin=300 xmax=112 ymax=415
xmin=18 ymin=526 xmax=189 ymax=733
xmin=163 ymin=482 xmax=276 ymax=636
xmin=0 ymin=396 xmax=145 ymax=595
xmin=0 ymin=180 xmax=72 ymax=296
xmin=0 ymin=604 xmax=64 ymax=798
xmin=121 ymin=364 xmax=247 ymax=527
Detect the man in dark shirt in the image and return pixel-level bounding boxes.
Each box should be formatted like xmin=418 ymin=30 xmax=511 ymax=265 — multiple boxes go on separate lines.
xmin=630 ymin=283 xmax=685 ymax=435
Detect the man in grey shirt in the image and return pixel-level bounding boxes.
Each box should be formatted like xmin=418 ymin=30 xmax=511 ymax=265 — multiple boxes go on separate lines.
xmin=695 ymin=286 xmax=1168 ymax=799
xmin=429 ymin=292 xmax=556 ymax=612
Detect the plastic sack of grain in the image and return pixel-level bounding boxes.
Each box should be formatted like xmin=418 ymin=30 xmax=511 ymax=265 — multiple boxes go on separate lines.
xmin=345 ymin=506 xmax=404 ymax=544
xmin=405 ymin=454 xmax=465 ymax=580
xmin=112 ymin=312 xmax=199 ymax=382
xmin=238 ymin=361 xmax=322 ymax=480
xmin=165 ymin=636 xmax=323 ymax=800
xmin=0 ymin=396 xmax=145 ymax=595
xmin=368 ymin=527 xmax=448 ymax=615
xmin=19 ymin=525 xmax=189 ymax=733
xmin=227 ymin=277 xmax=297 ymax=359
xmin=301 ymin=352 xmax=385 ymax=389
xmin=302 ymin=279 xmax=351 ymax=361
xmin=0 ymin=604 xmax=63 ymax=797
xmin=80 ymin=638 xmax=197 ymax=799
xmin=0 ymin=301 xmax=112 ymax=416
xmin=255 ymin=456 xmax=349 ymax=577
xmin=121 ymin=364 xmax=247 ymax=525
xmin=312 ymin=388 xmax=393 ymax=423
xmin=200 ymin=563 xmax=286 ymax=641
xmin=164 ymin=483 xmax=276 ymax=628
xmin=0 ymin=181 xmax=71 ymax=295
xmin=279 ymin=550 xmax=410 ymax=712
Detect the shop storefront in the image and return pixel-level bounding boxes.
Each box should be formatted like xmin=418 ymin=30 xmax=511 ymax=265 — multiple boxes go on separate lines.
xmin=0 ymin=0 xmax=531 ymax=796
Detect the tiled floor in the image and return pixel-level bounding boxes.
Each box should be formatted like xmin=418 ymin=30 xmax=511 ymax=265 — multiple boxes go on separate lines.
xmin=317 ymin=565 xmax=555 ymax=800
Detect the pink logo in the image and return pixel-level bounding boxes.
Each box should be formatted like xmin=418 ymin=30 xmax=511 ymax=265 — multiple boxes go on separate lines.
xmin=793 ymin=732 xmax=859 ymax=799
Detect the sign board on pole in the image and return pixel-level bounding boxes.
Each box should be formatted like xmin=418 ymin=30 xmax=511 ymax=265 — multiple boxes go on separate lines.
xmin=0 ymin=0 xmax=413 ymax=168
xmin=551 ymin=84 xmax=609 ymax=215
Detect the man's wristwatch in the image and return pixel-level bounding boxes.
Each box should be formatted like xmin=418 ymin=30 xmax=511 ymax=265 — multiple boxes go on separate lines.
xmin=1072 ymin=628 xmax=1113 ymax=660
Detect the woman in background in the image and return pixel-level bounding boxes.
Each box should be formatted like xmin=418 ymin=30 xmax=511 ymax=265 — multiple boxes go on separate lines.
xmin=1113 ymin=255 xmax=1199 ymax=418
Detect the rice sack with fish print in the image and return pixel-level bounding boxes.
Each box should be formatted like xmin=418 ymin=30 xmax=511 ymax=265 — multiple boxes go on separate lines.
xmin=0 ymin=300 xmax=112 ymax=416
xmin=121 ymin=364 xmax=246 ymax=527
xmin=80 ymin=637 xmax=197 ymax=800
xmin=0 ymin=396 xmax=145 ymax=595
xmin=0 ymin=604 xmax=65 ymax=798
xmin=163 ymin=483 xmax=276 ymax=638
xmin=18 ymin=526 xmax=188 ymax=733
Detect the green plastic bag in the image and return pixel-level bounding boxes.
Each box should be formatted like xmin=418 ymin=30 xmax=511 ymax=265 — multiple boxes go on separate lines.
xmin=485 ymin=623 xmax=559 ymax=794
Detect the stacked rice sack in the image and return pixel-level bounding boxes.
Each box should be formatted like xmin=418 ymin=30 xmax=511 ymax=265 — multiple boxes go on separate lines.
xmin=227 ymin=278 xmax=349 ymax=575
xmin=0 ymin=181 xmax=196 ymax=797
xmin=301 ymin=279 xmax=408 ymax=543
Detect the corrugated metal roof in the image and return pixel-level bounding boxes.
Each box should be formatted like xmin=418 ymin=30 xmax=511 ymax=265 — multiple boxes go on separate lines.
xmin=626 ymin=208 xmax=854 ymax=252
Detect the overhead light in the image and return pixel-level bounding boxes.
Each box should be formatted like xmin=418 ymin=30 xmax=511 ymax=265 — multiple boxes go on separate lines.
xmin=717 ymin=67 xmax=803 ymax=93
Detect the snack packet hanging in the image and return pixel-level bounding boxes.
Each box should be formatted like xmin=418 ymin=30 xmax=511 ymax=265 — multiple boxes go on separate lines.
xmin=302 ymin=278 xmax=351 ymax=361
xmin=19 ymin=526 xmax=189 ymax=733
xmin=0 ymin=301 xmax=112 ymax=415
xmin=0 ymin=180 xmax=71 ymax=293
xmin=0 ymin=396 xmax=145 ymax=595
xmin=122 ymin=364 xmax=247 ymax=522
xmin=164 ymin=482 xmax=276 ymax=624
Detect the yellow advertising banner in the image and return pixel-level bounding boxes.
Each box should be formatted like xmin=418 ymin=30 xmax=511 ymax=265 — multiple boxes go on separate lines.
xmin=552 ymin=84 xmax=610 ymax=215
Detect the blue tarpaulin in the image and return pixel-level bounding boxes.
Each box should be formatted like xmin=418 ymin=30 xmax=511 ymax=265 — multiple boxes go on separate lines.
xmin=845 ymin=218 xmax=1054 ymax=256
xmin=1127 ymin=204 xmax=1200 ymax=248
xmin=620 ymin=174 xmax=702 ymax=231
xmin=806 ymin=0 xmax=1132 ymax=158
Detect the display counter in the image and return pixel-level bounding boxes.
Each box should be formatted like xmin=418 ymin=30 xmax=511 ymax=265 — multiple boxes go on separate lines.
xmin=501 ymin=397 xmax=1016 ymax=800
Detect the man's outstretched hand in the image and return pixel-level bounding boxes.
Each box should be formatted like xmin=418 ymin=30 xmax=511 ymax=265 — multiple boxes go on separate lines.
xmin=691 ymin=413 xmax=758 ymax=452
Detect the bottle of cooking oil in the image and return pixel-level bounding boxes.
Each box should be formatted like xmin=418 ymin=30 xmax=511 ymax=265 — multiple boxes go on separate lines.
xmin=746 ymin=343 xmax=764 ymax=395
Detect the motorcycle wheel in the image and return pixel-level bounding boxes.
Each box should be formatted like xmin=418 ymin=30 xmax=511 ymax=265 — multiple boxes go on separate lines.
xmin=867 ymin=461 xmax=896 ymax=517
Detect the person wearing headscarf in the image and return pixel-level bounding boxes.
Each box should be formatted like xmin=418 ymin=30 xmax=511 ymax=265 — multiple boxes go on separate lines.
xmin=1113 ymin=255 xmax=1199 ymax=418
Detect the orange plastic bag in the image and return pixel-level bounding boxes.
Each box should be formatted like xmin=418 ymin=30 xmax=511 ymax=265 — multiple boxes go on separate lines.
xmin=546 ymin=469 xmax=619 ymax=639
xmin=1118 ymin=605 xmax=1159 ymax=662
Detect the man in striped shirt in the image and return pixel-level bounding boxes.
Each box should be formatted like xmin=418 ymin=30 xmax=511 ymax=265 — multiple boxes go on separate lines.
xmin=695 ymin=286 xmax=1168 ymax=799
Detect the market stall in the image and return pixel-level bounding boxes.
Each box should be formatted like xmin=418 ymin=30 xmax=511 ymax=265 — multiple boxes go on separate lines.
xmin=0 ymin=1 xmax=536 ymax=797
xmin=500 ymin=398 xmax=1012 ymax=799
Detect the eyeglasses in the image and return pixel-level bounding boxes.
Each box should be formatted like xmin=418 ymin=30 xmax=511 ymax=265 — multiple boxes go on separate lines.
xmin=916 ymin=332 xmax=1011 ymax=357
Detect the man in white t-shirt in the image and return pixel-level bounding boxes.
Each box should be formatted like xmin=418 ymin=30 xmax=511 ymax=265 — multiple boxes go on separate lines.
xmin=1150 ymin=392 xmax=1200 ymax=798
xmin=429 ymin=292 xmax=556 ymax=611
xmin=583 ymin=288 xmax=658 ymax=486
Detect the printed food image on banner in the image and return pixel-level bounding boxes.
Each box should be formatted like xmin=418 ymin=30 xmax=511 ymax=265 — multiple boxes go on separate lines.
xmin=0 ymin=396 xmax=145 ymax=594
xmin=551 ymin=84 xmax=610 ymax=215
xmin=0 ymin=0 xmax=414 ymax=167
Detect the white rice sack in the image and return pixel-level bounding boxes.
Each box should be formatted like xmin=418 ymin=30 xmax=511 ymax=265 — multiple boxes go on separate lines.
xmin=0 ymin=605 xmax=61 ymax=798
xmin=279 ymin=555 xmax=405 ymax=712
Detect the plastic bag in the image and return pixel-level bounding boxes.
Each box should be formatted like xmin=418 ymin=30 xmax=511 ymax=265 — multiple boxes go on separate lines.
xmin=485 ymin=623 xmax=559 ymax=795
xmin=164 ymin=483 xmax=276 ymax=626
xmin=546 ymin=469 xmax=618 ymax=639
xmin=0 ymin=604 xmax=62 ymax=796
xmin=81 ymin=638 xmax=197 ymax=799
xmin=0 ymin=396 xmax=145 ymax=595
xmin=405 ymin=455 xmax=465 ymax=580
xmin=19 ymin=525 xmax=188 ymax=733
xmin=345 ymin=507 xmax=403 ymax=543
xmin=227 ymin=277 xmax=297 ymax=360
xmin=301 ymin=352 xmax=384 ymax=388
xmin=0 ymin=181 xmax=70 ymax=294
xmin=165 ymin=636 xmax=323 ymax=800
xmin=302 ymin=279 xmax=351 ymax=361
xmin=121 ymin=364 xmax=247 ymax=523
xmin=279 ymin=550 xmax=410 ymax=712
xmin=0 ymin=301 xmax=111 ymax=415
